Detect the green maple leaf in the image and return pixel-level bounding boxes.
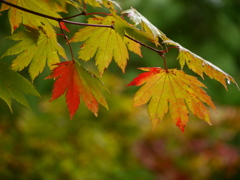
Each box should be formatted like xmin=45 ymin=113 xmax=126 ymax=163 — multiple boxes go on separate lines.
xmin=0 ymin=62 xmax=40 ymax=111
xmin=1 ymin=27 xmax=67 ymax=81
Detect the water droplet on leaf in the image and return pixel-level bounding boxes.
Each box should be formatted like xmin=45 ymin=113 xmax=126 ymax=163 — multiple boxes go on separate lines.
xmin=227 ymin=79 xmax=231 ymax=84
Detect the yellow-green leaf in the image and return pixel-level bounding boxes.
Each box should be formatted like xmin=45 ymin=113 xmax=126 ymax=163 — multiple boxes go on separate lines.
xmin=84 ymin=0 xmax=121 ymax=10
xmin=1 ymin=27 xmax=67 ymax=81
xmin=0 ymin=0 xmax=66 ymax=35
xmin=164 ymin=39 xmax=239 ymax=90
xmin=70 ymin=15 xmax=128 ymax=74
xmin=128 ymin=67 xmax=215 ymax=132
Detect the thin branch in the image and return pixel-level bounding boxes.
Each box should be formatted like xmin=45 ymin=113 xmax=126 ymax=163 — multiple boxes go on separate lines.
xmin=62 ymin=19 xmax=113 ymax=28
xmin=58 ymin=22 xmax=74 ymax=60
xmin=124 ymin=34 xmax=161 ymax=53
xmin=85 ymin=12 xmax=110 ymax=16
xmin=0 ymin=0 xmax=178 ymax=67
xmin=63 ymin=11 xmax=86 ymax=20
xmin=0 ymin=0 xmax=113 ymax=28
xmin=0 ymin=0 xmax=62 ymax=21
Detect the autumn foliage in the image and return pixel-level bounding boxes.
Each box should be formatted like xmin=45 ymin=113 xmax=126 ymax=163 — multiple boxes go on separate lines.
xmin=0 ymin=0 xmax=238 ymax=132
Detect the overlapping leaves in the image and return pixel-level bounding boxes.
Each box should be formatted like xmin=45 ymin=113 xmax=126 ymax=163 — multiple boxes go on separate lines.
xmin=1 ymin=27 xmax=67 ymax=80
xmin=128 ymin=67 xmax=216 ymax=132
xmin=0 ymin=0 xmax=66 ymax=35
xmin=70 ymin=14 xmax=146 ymax=75
xmin=0 ymin=0 xmax=238 ymax=132
xmin=163 ymin=39 xmax=239 ymax=90
xmin=122 ymin=7 xmax=166 ymax=43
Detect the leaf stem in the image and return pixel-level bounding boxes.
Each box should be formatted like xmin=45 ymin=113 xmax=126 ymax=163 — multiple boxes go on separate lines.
xmin=0 ymin=0 xmax=62 ymax=21
xmin=0 ymin=0 xmax=113 ymax=28
xmin=58 ymin=22 xmax=74 ymax=60
xmin=63 ymin=11 xmax=87 ymax=20
xmin=124 ymin=35 xmax=159 ymax=53
xmin=62 ymin=19 xmax=114 ymax=28
xmin=85 ymin=12 xmax=110 ymax=16
xmin=160 ymin=53 xmax=168 ymax=72
xmin=0 ymin=0 xmax=177 ymax=69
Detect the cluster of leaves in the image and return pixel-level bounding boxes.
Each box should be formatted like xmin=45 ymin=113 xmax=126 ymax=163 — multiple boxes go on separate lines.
xmin=0 ymin=0 xmax=238 ymax=132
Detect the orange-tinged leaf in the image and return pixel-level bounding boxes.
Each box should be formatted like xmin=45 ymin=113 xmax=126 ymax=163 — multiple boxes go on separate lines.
xmin=163 ymin=39 xmax=239 ymax=90
xmin=1 ymin=27 xmax=67 ymax=80
xmin=46 ymin=60 xmax=108 ymax=119
xmin=0 ymin=0 xmax=66 ymax=35
xmin=128 ymin=67 xmax=216 ymax=132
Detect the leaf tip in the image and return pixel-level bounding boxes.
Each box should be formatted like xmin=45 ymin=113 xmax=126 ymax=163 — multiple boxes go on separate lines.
xmin=176 ymin=118 xmax=186 ymax=133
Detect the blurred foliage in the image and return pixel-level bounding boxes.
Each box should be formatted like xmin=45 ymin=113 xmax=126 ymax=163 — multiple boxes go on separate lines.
xmin=1 ymin=0 xmax=240 ymax=179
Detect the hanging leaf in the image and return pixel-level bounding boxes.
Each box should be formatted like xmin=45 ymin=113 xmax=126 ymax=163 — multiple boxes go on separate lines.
xmin=0 ymin=62 xmax=40 ymax=111
xmin=70 ymin=15 xmax=146 ymax=74
xmin=128 ymin=67 xmax=216 ymax=132
xmin=1 ymin=27 xmax=67 ymax=81
xmin=122 ymin=7 xmax=166 ymax=41
xmin=66 ymin=0 xmax=83 ymax=10
xmin=163 ymin=39 xmax=239 ymax=90
xmin=0 ymin=0 xmax=66 ymax=35
xmin=112 ymin=13 xmax=158 ymax=44
xmin=84 ymin=0 xmax=121 ymax=9
xmin=46 ymin=60 xmax=108 ymax=119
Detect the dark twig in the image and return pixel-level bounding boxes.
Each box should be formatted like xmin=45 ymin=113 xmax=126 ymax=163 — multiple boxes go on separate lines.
xmin=58 ymin=22 xmax=74 ymax=59
xmin=0 ymin=0 xmax=179 ymax=69
xmin=63 ymin=11 xmax=86 ymax=20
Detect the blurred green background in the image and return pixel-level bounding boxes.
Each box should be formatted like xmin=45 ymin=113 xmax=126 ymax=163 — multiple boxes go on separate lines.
xmin=0 ymin=0 xmax=240 ymax=179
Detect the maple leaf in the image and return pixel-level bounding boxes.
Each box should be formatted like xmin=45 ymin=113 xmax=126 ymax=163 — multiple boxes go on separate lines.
xmin=70 ymin=15 xmax=146 ymax=75
xmin=1 ymin=27 xmax=67 ymax=80
xmin=84 ymin=0 xmax=121 ymax=9
xmin=112 ymin=13 xmax=158 ymax=44
xmin=66 ymin=0 xmax=83 ymax=11
xmin=0 ymin=0 xmax=66 ymax=35
xmin=122 ymin=7 xmax=166 ymax=42
xmin=163 ymin=39 xmax=239 ymax=90
xmin=127 ymin=67 xmax=216 ymax=132
xmin=46 ymin=60 xmax=108 ymax=119
xmin=0 ymin=62 xmax=40 ymax=111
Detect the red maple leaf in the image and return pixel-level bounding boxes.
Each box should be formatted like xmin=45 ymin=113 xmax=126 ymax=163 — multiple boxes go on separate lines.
xmin=46 ymin=60 xmax=108 ymax=119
